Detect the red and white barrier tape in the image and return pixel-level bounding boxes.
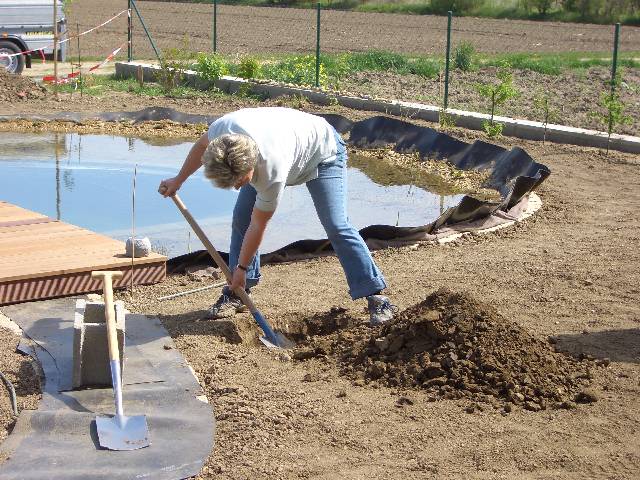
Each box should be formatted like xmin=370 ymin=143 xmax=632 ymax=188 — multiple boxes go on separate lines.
xmin=0 ymin=9 xmax=129 ymax=59
xmin=43 ymin=41 xmax=126 ymax=84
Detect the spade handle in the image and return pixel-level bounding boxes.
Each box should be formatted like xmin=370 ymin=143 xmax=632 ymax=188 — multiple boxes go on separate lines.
xmin=92 ymin=271 xmax=124 ymax=384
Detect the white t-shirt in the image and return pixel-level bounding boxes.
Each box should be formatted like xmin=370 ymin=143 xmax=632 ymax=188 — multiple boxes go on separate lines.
xmin=207 ymin=107 xmax=338 ymax=212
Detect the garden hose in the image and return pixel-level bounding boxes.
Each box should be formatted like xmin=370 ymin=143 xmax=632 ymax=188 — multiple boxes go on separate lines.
xmin=0 ymin=370 xmax=18 ymax=417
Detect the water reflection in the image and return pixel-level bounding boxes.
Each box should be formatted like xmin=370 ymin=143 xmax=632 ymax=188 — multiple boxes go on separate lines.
xmin=0 ymin=132 xmax=464 ymax=257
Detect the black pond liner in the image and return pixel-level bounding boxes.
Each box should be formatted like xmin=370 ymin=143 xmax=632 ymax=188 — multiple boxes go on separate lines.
xmin=0 ymin=108 xmax=551 ymax=271
xmin=168 ymin=113 xmax=550 ymax=273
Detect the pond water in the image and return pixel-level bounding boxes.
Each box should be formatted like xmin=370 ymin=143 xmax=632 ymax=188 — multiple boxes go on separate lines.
xmin=0 ymin=132 xmax=464 ymax=257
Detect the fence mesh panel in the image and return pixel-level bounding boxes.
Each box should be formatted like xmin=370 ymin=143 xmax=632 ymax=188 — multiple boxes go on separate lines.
xmin=65 ymin=1 xmax=639 ymax=136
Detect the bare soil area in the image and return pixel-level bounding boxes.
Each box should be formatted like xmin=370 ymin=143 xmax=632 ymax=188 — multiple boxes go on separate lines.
xmin=339 ymin=66 xmax=640 ymax=137
xmin=1 ymin=89 xmax=640 ymax=479
xmin=68 ymin=1 xmax=640 ymax=58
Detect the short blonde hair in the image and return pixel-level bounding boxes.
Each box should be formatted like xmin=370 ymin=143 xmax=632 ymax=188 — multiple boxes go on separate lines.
xmin=201 ymin=134 xmax=259 ymax=189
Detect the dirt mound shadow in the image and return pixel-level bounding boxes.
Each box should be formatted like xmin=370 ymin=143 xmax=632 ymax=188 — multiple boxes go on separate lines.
xmin=292 ymin=289 xmax=596 ymax=411
xmin=0 ymin=70 xmax=49 ymax=103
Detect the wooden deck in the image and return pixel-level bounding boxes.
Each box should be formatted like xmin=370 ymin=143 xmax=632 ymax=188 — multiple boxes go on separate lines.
xmin=0 ymin=202 xmax=166 ymax=305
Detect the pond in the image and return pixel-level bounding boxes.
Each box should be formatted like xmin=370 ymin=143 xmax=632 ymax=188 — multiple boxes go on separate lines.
xmin=0 ymin=132 xmax=464 ymax=257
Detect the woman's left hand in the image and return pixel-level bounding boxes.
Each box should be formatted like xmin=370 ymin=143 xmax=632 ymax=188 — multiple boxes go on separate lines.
xmin=229 ymin=267 xmax=247 ymax=292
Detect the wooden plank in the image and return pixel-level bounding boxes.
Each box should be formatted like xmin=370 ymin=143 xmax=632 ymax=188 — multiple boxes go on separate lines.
xmin=0 ymin=202 xmax=166 ymax=292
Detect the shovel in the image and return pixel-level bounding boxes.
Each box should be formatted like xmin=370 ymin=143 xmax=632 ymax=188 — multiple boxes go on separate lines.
xmin=92 ymin=270 xmax=150 ymax=451
xmin=168 ymin=193 xmax=294 ymax=349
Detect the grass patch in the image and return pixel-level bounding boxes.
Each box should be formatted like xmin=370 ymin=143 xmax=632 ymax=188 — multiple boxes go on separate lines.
xmin=480 ymin=51 xmax=640 ymax=75
xmin=53 ymin=74 xmax=225 ymax=99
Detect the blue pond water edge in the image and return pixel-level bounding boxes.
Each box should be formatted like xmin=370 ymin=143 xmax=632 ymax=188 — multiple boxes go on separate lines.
xmin=0 ymin=132 xmax=463 ymax=257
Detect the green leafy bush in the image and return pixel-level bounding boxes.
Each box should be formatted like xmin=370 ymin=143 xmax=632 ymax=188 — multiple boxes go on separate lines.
xmin=157 ymin=45 xmax=197 ymax=94
xmin=264 ymin=55 xmax=328 ymax=87
xmin=238 ymin=56 xmax=262 ymax=79
xmin=454 ymin=41 xmax=475 ymax=72
xmin=430 ymin=0 xmax=483 ymax=15
xmin=194 ymin=52 xmax=229 ymax=83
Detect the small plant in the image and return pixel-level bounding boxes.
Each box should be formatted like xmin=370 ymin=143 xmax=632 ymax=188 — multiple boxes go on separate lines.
xmin=475 ymin=63 xmax=519 ymax=138
xmin=454 ymin=41 xmax=475 ymax=72
xmin=589 ymin=75 xmax=633 ymax=154
xmin=237 ymin=56 xmax=262 ymax=80
xmin=439 ymin=107 xmax=456 ymax=129
xmin=194 ymin=52 xmax=229 ymax=84
xmin=481 ymin=121 xmax=504 ymax=138
xmin=533 ymin=89 xmax=560 ymax=143
xmin=265 ymin=55 xmax=328 ymax=88
xmin=156 ymin=38 xmax=197 ymax=94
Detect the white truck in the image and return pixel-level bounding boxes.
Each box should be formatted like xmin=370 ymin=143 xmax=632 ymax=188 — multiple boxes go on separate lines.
xmin=0 ymin=0 xmax=67 ymax=74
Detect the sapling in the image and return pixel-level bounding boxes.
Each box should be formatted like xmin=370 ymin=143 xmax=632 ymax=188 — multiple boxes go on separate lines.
xmin=475 ymin=63 xmax=519 ymax=138
xmin=590 ymin=75 xmax=633 ymax=154
xmin=533 ymin=88 xmax=559 ymax=143
xmin=439 ymin=106 xmax=457 ymax=129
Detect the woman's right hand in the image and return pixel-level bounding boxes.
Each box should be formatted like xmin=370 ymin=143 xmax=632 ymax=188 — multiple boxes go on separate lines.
xmin=158 ymin=177 xmax=183 ymax=197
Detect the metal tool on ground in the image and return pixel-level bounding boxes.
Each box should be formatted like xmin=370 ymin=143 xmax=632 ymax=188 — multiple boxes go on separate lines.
xmin=168 ymin=192 xmax=294 ymax=349
xmin=91 ymin=270 xmax=150 ymax=451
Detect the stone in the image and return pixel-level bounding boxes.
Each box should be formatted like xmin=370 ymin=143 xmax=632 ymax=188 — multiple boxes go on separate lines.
xmin=125 ymin=236 xmax=152 ymax=257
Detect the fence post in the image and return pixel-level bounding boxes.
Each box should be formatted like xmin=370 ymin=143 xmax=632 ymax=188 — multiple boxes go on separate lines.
xmin=611 ymin=22 xmax=620 ymax=93
xmin=212 ymin=0 xmax=217 ymax=53
xmin=128 ymin=0 xmax=132 ymax=62
xmin=315 ymin=2 xmax=321 ymax=88
xmin=443 ymin=10 xmax=452 ymax=111
xmin=130 ymin=0 xmax=161 ymax=62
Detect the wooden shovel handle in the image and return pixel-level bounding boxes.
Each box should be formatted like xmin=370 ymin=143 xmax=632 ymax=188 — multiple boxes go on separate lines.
xmin=170 ymin=194 xmax=258 ymax=314
xmin=92 ymin=271 xmax=123 ymax=363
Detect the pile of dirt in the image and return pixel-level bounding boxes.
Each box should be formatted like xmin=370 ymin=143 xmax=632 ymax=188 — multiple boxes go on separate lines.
xmin=0 ymin=70 xmax=48 ymax=103
xmin=294 ymin=289 xmax=598 ymax=412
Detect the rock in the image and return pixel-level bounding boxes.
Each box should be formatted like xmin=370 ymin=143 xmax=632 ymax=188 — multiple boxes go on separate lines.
xmin=524 ymin=401 xmax=542 ymax=412
xmin=125 ymin=237 xmax=152 ymax=257
xmin=423 ymin=376 xmax=447 ymax=388
xmin=302 ymin=373 xmax=321 ymax=382
xmin=374 ymin=336 xmax=390 ymax=351
xmin=336 ymin=390 xmax=347 ymax=398
xmin=575 ymin=389 xmax=598 ymax=404
xmin=395 ymin=396 xmax=414 ymax=407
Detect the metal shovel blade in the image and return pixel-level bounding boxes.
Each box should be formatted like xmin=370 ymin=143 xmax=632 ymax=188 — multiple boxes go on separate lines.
xmin=96 ymin=414 xmax=150 ymax=451
xmin=259 ymin=332 xmax=295 ymax=350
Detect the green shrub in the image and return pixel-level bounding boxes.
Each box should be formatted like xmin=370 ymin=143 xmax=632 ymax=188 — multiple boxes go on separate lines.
xmin=264 ymin=55 xmax=328 ymax=87
xmin=430 ymin=0 xmax=483 ymax=15
xmin=157 ymin=45 xmax=197 ymax=94
xmin=194 ymin=52 xmax=229 ymax=83
xmin=238 ymin=56 xmax=262 ymax=79
xmin=454 ymin=41 xmax=475 ymax=72
xmin=409 ymin=58 xmax=440 ymax=78
xmin=561 ymin=0 xmax=605 ymax=19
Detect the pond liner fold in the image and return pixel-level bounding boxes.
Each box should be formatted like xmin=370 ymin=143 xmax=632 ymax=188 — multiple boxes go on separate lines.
xmin=0 ymin=107 xmax=549 ymax=270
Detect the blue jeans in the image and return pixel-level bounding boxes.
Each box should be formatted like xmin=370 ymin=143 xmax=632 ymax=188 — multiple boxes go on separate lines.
xmin=229 ymin=130 xmax=386 ymax=300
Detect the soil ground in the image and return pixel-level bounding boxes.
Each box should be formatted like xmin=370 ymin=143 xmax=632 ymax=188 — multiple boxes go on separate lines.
xmin=1 ymin=84 xmax=640 ymax=479
xmin=67 ymin=1 xmax=640 ymax=57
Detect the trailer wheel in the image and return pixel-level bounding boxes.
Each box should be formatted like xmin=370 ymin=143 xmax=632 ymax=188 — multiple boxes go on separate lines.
xmin=0 ymin=41 xmax=25 ymax=75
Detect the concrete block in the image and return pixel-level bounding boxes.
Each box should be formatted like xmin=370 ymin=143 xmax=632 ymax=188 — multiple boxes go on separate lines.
xmin=72 ymin=299 xmax=126 ymax=389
